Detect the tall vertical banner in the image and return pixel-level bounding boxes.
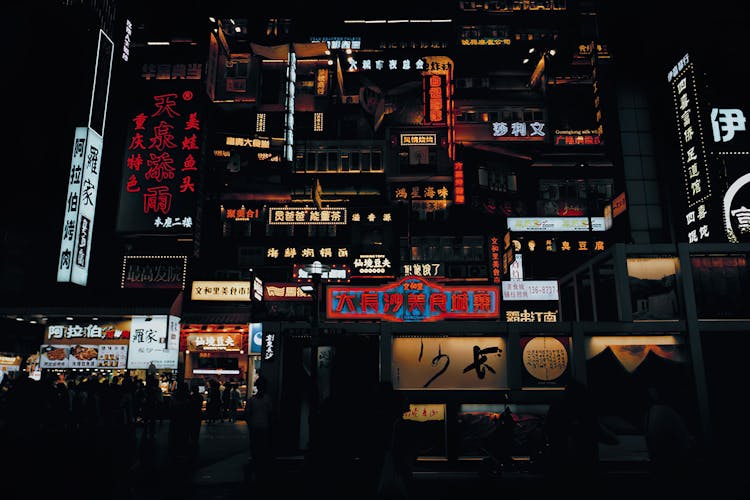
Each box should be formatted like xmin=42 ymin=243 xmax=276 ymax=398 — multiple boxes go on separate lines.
xmin=668 ymin=54 xmax=713 ymax=244
xmin=58 ymin=29 xmax=113 ymax=285
xmin=71 ymin=129 xmax=104 ymax=286
xmin=58 ymin=127 xmax=88 ymax=282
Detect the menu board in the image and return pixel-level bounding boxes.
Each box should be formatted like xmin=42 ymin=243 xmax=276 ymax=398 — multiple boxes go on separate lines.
xmin=68 ymin=345 xmax=100 ymax=369
xmin=97 ymin=345 xmax=128 ymax=369
xmin=40 ymin=345 xmax=70 ymax=369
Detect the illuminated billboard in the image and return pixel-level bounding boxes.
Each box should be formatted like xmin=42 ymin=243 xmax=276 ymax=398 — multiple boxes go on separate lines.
xmin=116 ymin=80 xmax=203 ymax=234
xmin=326 ymin=276 xmax=500 ymax=322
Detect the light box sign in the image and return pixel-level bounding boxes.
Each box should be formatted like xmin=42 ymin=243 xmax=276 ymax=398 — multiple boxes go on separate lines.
xmin=264 ymin=283 xmax=312 ymax=301
xmin=293 ymin=264 xmax=350 ymax=282
xmin=668 ymin=53 xmax=713 ymax=243
xmin=392 ymin=336 xmax=507 ymax=389
xmin=127 ymin=315 xmax=178 ymax=370
xmin=250 ymin=323 xmax=263 ymax=353
xmin=121 ymin=255 xmax=187 ymax=289
xmin=491 ymin=121 xmax=546 ymax=141
xmin=326 ymin=276 xmax=500 ymax=322
xmin=71 ymin=127 xmax=104 ymax=286
xmin=46 ymin=320 xmax=131 ymax=343
xmin=187 ymin=333 xmax=241 ymax=351
xmin=723 ymin=172 xmax=750 ymax=242
xmin=116 ymin=81 xmax=203 ymax=234
xmin=502 ymin=281 xmax=559 ymax=301
xmin=507 ymin=217 xmax=606 ymax=232
xmin=520 ymin=336 xmax=569 ymax=388
xmin=400 ymin=133 xmax=437 ymax=146
xmin=57 ymin=127 xmax=88 ymax=283
xmin=268 ymin=207 xmax=347 ymax=225
xmin=191 ymin=281 xmax=251 ymax=301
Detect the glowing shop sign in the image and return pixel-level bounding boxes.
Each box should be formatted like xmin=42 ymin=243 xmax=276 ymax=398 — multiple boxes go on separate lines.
xmin=266 ymin=247 xmax=349 ymax=260
xmin=353 ymin=254 xmax=392 ymax=275
xmin=723 ymin=173 xmax=750 ymax=242
xmin=268 ymin=207 xmax=347 ymax=225
xmin=424 ymin=74 xmax=445 ymax=123
xmin=401 ymin=263 xmax=442 ymax=277
xmin=502 ymin=280 xmax=559 ymax=301
xmin=505 ymin=309 xmax=558 ymax=322
xmin=225 ymin=136 xmax=270 ymax=149
xmin=454 ymin=161 xmax=465 ymax=204
xmin=393 ymin=185 xmax=451 ymax=201
xmin=187 ymin=333 xmax=241 ymax=351
xmin=264 ymin=283 xmax=312 ymax=301
xmin=327 ymin=276 xmax=500 ymax=322
xmin=711 ymin=108 xmax=746 ymax=143
xmin=491 ymin=121 xmax=546 ymax=141
xmin=507 ymin=217 xmax=606 ymax=232
xmin=669 ymin=53 xmax=712 ymax=243
xmin=400 ymin=133 xmax=437 ymax=146
xmin=191 ymin=281 xmax=251 ymax=301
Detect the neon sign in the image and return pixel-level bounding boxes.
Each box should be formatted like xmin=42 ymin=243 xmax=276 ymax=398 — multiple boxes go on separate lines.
xmin=326 ymin=276 xmax=500 ymax=322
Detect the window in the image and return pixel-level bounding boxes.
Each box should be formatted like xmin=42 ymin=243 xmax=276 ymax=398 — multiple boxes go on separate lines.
xmin=691 ymin=254 xmax=750 ymax=319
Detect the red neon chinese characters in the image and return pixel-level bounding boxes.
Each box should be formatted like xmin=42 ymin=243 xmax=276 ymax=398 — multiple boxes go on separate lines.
xmin=334 ymin=293 xmax=357 ymax=313
xmin=145 ymin=152 xmax=176 ymax=183
xmin=182 ymin=154 xmax=198 ymax=171
xmin=182 ymin=134 xmax=199 ymax=150
xmin=361 ymin=293 xmax=379 ymax=313
xmin=473 ymin=292 xmax=494 ymax=312
xmin=128 ymin=133 xmax=146 ymax=150
xmin=132 ymin=113 xmax=148 ymax=130
xmin=149 ymin=121 xmax=177 ymax=151
xmin=126 ymin=174 xmax=140 ymax=193
xmin=151 ymin=94 xmax=181 ymax=118
xmin=127 ymin=154 xmax=143 ymax=171
xmin=179 ymin=176 xmax=195 ymax=193
xmin=451 ymin=292 xmax=469 ymax=312
xmin=383 ymin=293 xmax=404 ymax=313
xmin=185 ymin=112 xmax=200 ymax=131
xmin=429 ymin=293 xmax=447 ymax=313
xmin=144 ymin=186 xmax=172 ymax=214
xmin=407 ymin=293 xmax=426 ymax=313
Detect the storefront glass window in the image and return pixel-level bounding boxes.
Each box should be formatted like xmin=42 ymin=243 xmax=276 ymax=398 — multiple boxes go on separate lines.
xmin=626 ymin=257 xmax=680 ymax=320
xmin=690 ymin=254 xmax=750 ymax=319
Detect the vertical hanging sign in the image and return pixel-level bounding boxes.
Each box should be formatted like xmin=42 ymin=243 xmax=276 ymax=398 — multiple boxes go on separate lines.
xmin=57 ymin=127 xmax=88 ymax=282
xmin=71 ymin=128 xmax=104 ymax=286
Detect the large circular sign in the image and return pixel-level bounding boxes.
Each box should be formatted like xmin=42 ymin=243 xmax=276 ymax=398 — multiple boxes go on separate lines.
xmin=522 ymin=337 xmax=568 ymax=382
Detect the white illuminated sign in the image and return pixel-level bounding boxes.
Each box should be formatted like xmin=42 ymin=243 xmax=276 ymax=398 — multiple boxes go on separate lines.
xmin=669 ymin=53 xmax=712 ymax=243
xmin=711 ymin=108 xmax=747 ymax=143
xmin=71 ymin=127 xmax=103 ymax=286
xmin=507 ymin=217 xmax=606 ymax=232
xmin=191 ymin=281 xmax=252 ymax=301
xmin=491 ymin=121 xmax=546 ymax=139
xmin=284 ymin=50 xmax=296 ymax=161
xmin=723 ymin=173 xmax=750 ymax=242
xmin=353 ymin=254 xmax=392 ymax=274
xmin=502 ymin=280 xmax=559 ymax=301
xmin=127 ymin=315 xmax=178 ymax=370
xmin=57 ymin=127 xmax=88 ymax=283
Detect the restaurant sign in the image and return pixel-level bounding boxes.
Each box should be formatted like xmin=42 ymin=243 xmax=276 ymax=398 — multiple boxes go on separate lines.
xmin=326 ymin=276 xmax=500 ymax=322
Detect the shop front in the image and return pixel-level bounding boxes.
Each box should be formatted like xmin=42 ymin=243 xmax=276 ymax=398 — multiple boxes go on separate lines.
xmin=37 ymin=315 xmax=180 ymax=392
xmin=180 ymin=324 xmax=257 ymax=402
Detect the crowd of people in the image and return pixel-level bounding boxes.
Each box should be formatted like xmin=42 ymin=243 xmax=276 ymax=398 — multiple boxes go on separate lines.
xmin=0 ymin=369 xmax=249 ymax=498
